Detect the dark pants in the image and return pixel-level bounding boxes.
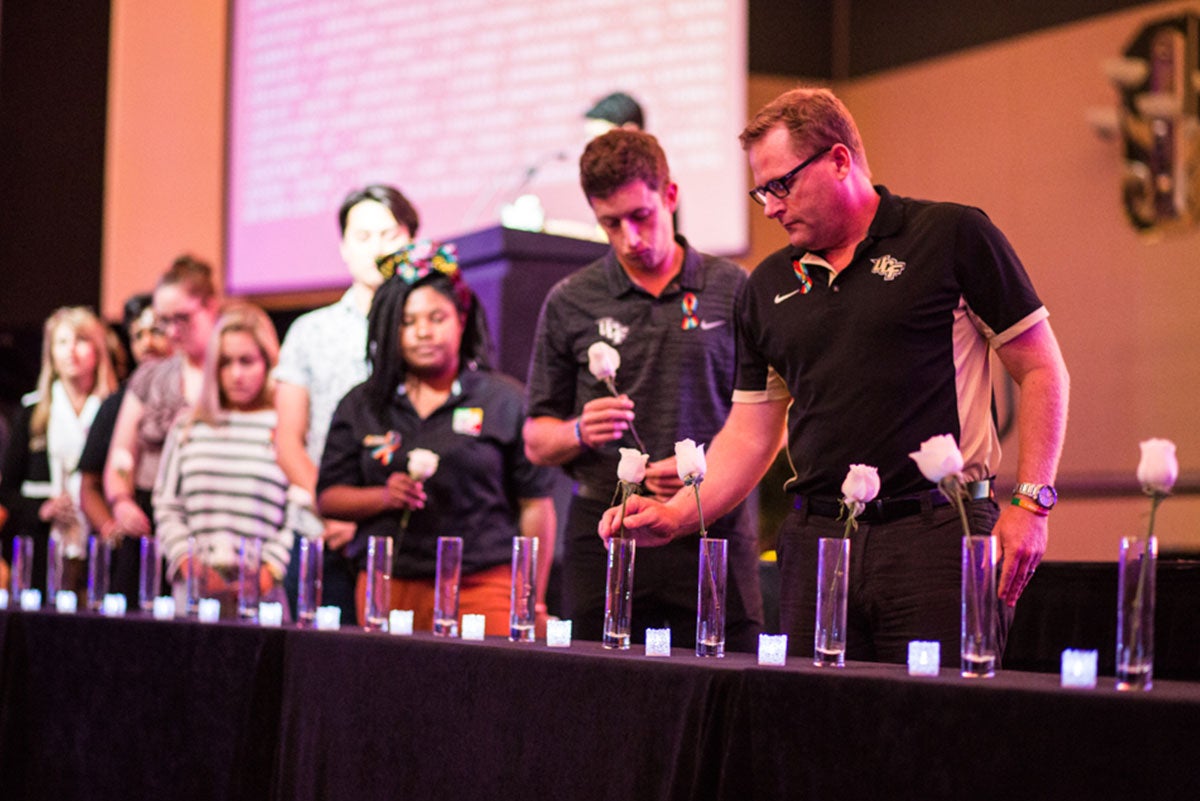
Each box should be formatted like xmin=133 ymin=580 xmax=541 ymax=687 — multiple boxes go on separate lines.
xmin=109 ymin=489 xmax=159 ymax=607
xmin=561 ymin=495 xmax=763 ymax=652
xmin=777 ymin=496 xmax=1012 ymax=666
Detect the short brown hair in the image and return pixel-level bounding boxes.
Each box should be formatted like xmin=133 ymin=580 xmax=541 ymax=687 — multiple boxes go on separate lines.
xmin=158 ymin=254 xmax=217 ymax=303
xmin=580 ymin=129 xmax=670 ymax=201
xmin=739 ymin=87 xmax=870 ymax=175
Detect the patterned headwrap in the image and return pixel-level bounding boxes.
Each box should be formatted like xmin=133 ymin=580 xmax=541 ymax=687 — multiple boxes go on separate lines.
xmin=376 ymin=239 xmax=470 ymax=313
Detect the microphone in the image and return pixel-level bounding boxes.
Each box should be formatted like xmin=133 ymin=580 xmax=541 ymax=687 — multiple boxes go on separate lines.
xmin=515 ymin=150 xmax=569 ymax=193
xmin=461 ymin=151 xmax=570 ymax=230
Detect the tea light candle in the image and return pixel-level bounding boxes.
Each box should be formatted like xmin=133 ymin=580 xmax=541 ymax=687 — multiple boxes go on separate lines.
xmin=907 ymin=641 xmax=941 ymax=677
xmin=315 ymin=605 xmax=341 ymax=631
xmin=644 ymin=627 xmax=671 ymax=656
xmin=198 ymin=598 xmax=221 ymax=623
xmin=461 ymin=613 xmax=487 ymax=640
xmin=258 ymin=601 xmax=283 ymax=627
xmin=20 ymin=589 xmax=42 ymax=611
xmin=758 ymin=633 xmax=789 ymax=666
xmin=55 ymin=590 xmax=78 ymax=614
xmin=152 ymin=596 xmax=176 ymax=620
xmin=1061 ymin=649 xmax=1098 ymax=689
xmin=102 ymin=593 xmax=127 ymax=617
xmin=546 ymin=619 xmax=573 ymax=648
xmin=388 ymin=609 xmax=414 ymax=636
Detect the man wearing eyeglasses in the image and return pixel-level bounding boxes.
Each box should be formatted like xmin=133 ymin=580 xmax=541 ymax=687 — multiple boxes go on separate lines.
xmin=524 ymin=129 xmax=763 ymax=650
xmin=603 ymin=88 xmax=1070 ymax=666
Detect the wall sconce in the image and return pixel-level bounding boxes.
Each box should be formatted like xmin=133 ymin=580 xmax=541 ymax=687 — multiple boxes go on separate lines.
xmin=1086 ymin=13 xmax=1200 ymax=235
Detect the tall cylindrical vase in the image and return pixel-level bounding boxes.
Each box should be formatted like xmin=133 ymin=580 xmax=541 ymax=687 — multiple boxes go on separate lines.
xmin=364 ymin=535 xmax=393 ymax=631
xmin=433 ymin=536 xmax=463 ymax=637
xmin=602 ymin=537 xmax=636 ymax=649
xmin=1116 ymin=535 xmax=1156 ymax=691
xmin=138 ymin=535 xmax=161 ymax=612
xmin=961 ymin=535 xmax=998 ymax=678
xmin=509 ymin=536 xmax=538 ymax=642
xmin=46 ymin=537 xmax=63 ymax=606
xmin=296 ymin=537 xmax=324 ymax=628
xmin=10 ymin=535 xmax=34 ymax=596
xmin=237 ymin=536 xmax=263 ymax=621
xmin=86 ymin=535 xmax=111 ymax=612
xmin=815 ymin=537 xmax=849 ymax=667
xmin=695 ymin=537 xmax=727 ymax=657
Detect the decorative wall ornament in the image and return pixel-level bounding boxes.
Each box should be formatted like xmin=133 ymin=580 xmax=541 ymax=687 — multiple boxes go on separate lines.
xmin=1096 ymin=13 xmax=1200 ymax=236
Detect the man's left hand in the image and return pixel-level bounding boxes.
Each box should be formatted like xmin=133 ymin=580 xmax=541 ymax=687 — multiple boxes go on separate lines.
xmin=993 ymin=504 xmax=1048 ymax=606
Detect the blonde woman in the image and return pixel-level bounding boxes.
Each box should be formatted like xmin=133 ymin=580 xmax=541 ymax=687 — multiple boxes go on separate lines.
xmin=1 ymin=306 xmax=116 ymax=593
xmin=153 ymin=302 xmax=293 ymax=617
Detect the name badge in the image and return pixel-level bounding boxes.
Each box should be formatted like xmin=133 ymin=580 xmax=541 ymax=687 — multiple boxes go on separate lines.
xmin=452 ymin=407 xmax=483 ymax=436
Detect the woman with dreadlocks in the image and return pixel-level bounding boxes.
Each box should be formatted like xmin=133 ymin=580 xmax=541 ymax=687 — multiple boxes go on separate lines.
xmin=317 ymin=241 xmax=555 ymax=634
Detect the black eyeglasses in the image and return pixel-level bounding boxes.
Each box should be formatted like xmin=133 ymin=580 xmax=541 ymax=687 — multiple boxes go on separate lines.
xmin=748 ymin=146 xmax=833 ymax=206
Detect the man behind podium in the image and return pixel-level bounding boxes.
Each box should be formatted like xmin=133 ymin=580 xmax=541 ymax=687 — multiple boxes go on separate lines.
xmin=523 ymin=130 xmax=762 ymax=649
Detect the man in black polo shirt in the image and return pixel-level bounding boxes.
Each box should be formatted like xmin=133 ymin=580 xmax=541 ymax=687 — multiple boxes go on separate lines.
xmin=605 ymin=88 xmax=1070 ymax=665
xmin=524 ymin=130 xmax=763 ymax=650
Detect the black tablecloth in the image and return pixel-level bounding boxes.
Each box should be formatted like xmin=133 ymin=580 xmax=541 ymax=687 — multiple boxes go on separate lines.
xmin=2 ymin=607 xmax=1199 ymax=801
xmin=275 ymin=632 xmax=744 ymax=801
xmin=1005 ymin=560 xmax=1200 ymax=679
xmin=0 ymin=612 xmax=284 ymax=801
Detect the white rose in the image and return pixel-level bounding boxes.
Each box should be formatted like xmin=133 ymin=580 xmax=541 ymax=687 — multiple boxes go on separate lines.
xmin=841 ymin=464 xmax=880 ymax=511
xmin=407 ymin=448 xmax=440 ymax=481
xmin=675 ymin=439 xmax=707 ymax=483
xmin=617 ymin=448 xmax=649 ymax=484
xmin=908 ymin=434 xmax=964 ymax=483
xmin=1137 ymin=438 xmax=1178 ymax=496
xmin=587 ymin=341 xmax=620 ymax=382
xmin=286 ymin=485 xmax=315 ymax=509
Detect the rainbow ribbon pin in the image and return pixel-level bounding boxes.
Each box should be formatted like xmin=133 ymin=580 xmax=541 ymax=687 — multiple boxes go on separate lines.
xmin=363 ymin=431 xmax=402 ymax=466
xmin=680 ymin=292 xmax=699 ymax=330
xmin=792 ymin=259 xmax=814 ymax=294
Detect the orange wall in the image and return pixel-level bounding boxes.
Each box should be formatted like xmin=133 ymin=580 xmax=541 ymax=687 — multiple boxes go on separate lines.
xmin=103 ymin=0 xmax=227 ymax=316
xmin=105 ymin=1 xmax=1200 ymax=559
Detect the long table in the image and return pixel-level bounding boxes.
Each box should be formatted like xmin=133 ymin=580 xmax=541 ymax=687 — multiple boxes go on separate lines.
xmin=1 ymin=609 xmax=1198 ymax=801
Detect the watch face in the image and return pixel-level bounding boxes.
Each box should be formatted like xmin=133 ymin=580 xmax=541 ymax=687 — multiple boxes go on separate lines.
xmin=1036 ymin=486 xmax=1058 ymax=507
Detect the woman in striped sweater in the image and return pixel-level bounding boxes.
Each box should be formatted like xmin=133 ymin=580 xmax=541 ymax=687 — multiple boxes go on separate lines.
xmin=153 ymin=302 xmax=292 ymax=619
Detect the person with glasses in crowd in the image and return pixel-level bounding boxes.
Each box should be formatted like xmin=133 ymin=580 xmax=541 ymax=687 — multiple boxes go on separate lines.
xmin=103 ymin=256 xmax=221 ymax=548
xmin=603 ymin=87 xmax=1070 ymax=666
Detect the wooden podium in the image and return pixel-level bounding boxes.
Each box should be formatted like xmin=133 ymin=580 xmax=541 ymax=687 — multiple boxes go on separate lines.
xmin=449 ymin=225 xmax=608 ymax=383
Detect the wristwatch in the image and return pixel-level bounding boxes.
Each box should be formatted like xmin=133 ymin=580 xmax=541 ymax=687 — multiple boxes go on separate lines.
xmin=1013 ymin=482 xmax=1058 ymax=512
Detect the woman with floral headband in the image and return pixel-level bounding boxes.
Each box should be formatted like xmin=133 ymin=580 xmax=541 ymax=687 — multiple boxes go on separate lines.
xmin=317 ymin=241 xmax=556 ymax=635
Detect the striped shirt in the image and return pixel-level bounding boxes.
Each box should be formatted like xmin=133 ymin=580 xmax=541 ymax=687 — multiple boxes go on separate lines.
xmin=153 ymin=409 xmax=293 ymax=580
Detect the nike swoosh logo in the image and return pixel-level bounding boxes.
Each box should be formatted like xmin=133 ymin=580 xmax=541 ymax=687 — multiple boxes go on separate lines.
xmin=774 ymin=289 xmax=800 ymax=304
xmin=699 ymin=319 xmax=726 ymax=331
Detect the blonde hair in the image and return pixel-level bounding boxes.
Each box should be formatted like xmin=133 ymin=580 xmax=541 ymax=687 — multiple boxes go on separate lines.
xmin=30 ymin=307 xmax=117 ymax=439
xmin=739 ymin=86 xmax=871 ymax=177
xmin=189 ymin=302 xmax=280 ymax=425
